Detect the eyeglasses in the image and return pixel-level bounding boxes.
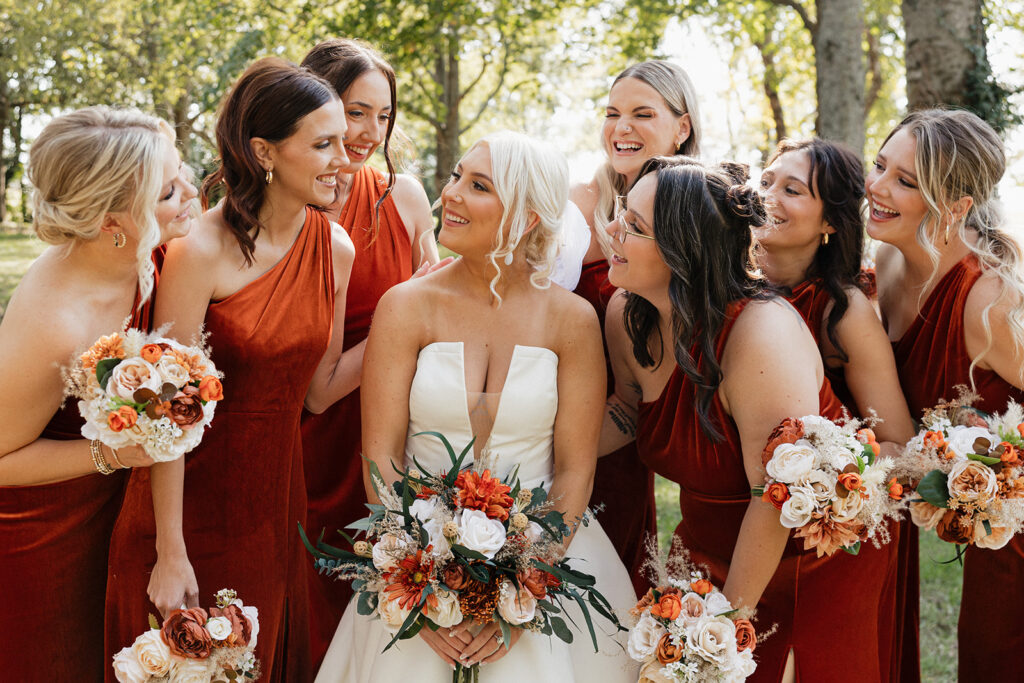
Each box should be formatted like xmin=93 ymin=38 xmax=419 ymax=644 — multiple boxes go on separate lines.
xmin=613 ymin=195 xmax=656 ymax=243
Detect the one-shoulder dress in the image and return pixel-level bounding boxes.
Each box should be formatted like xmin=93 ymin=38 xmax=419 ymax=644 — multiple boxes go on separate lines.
xmin=105 ymin=208 xmax=334 ymax=681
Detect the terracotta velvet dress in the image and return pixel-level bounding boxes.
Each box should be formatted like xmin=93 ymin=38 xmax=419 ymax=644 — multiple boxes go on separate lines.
xmin=302 ymin=166 xmax=413 ymax=667
xmin=890 ymin=255 xmax=1024 ymax=681
xmin=636 ymin=300 xmax=893 ymax=683
xmin=574 ymin=258 xmax=656 ymax=596
xmin=0 ymin=260 xmax=160 ymax=682
xmin=785 ymin=279 xmax=854 ymax=409
xmin=106 ymin=208 xmax=334 ymax=682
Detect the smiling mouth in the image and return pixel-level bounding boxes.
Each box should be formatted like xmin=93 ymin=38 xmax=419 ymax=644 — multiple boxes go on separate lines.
xmin=870 ymin=200 xmax=900 ymax=220
xmin=316 ymin=174 xmax=338 ymax=187
xmin=444 ymin=211 xmax=468 ymax=225
xmin=614 ymin=141 xmax=643 ymax=153
xmin=345 ymin=144 xmax=372 ymax=157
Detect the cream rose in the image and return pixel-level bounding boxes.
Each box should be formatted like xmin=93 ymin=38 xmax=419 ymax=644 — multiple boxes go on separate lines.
xmin=973 ymin=520 xmax=1013 ymax=550
xmin=627 ymin=612 xmax=666 ymax=660
xmin=372 ymin=531 xmax=413 ymax=571
xmin=779 ymin=486 xmax=816 ymax=528
xmin=678 ymin=592 xmax=706 ymax=627
xmin=497 ymin=579 xmax=536 ymax=625
xmin=638 ymin=659 xmax=675 ymax=683
xmin=686 ymin=616 xmax=737 ymax=666
xmin=765 ymin=440 xmax=817 ymax=484
xmin=410 ymin=496 xmax=443 ymax=523
xmin=108 ymin=358 xmax=161 ymax=401
xmin=155 ymin=356 xmax=191 ymax=388
xmin=945 ymin=426 xmax=997 ymax=459
xmin=948 ymin=460 xmax=999 ymax=504
xmin=130 ymin=629 xmax=171 ymax=676
xmin=425 ymin=587 xmax=464 ymax=628
xmin=909 ymin=501 xmax=947 ymax=530
xmin=800 ymin=468 xmax=838 ymax=506
xmin=830 ymin=491 xmax=865 ymax=524
xmin=169 ymin=657 xmax=214 ymax=683
xmin=456 ymin=509 xmax=507 ymax=559
xmin=731 ymin=648 xmax=758 ymax=680
xmin=703 ymin=590 xmax=733 ymax=617
xmin=378 ymin=591 xmax=413 ymax=632
xmin=524 ymin=521 xmax=545 ymax=544
xmin=205 ymin=615 xmax=232 ymax=641
xmin=111 ymin=646 xmax=147 ymax=683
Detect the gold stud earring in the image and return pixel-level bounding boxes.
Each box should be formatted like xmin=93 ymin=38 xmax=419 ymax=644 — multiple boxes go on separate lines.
xmin=113 ymin=232 xmax=126 ymax=248
xmin=265 ymin=168 xmax=273 ymax=185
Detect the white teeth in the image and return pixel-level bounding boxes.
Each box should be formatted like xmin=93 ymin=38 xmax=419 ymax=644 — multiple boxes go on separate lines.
xmin=615 ymin=142 xmax=642 ymax=152
xmin=872 ymin=201 xmax=899 ymax=216
xmin=317 ymin=174 xmax=337 ymax=186
xmin=345 ymin=145 xmax=370 ymax=154
xmin=445 ymin=212 xmax=468 ymax=224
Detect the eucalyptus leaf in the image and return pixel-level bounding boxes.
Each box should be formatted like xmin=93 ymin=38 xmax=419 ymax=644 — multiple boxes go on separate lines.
xmin=95 ymin=357 xmax=122 ymax=389
xmin=916 ymin=470 xmax=951 ymax=508
xmin=967 ymin=452 xmax=1002 ymax=466
xmin=549 ymin=615 xmax=573 ymax=643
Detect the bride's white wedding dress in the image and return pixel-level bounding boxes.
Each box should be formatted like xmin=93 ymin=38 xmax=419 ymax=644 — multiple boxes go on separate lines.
xmin=316 ymin=342 xmax=639 ymax=682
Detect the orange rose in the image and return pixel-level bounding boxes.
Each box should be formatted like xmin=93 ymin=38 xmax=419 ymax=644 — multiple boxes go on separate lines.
xmin=650 ymin=590 xmax=683 ymax=621
xmin=923 ymin=431 xmax=947 ymax=450
xmin=762 ymin=482 xmax=790 ymax=510
xmin=887 ymin=477 xmax=904 ymax=500
xmin=518 ymin=568 xmax=549 ymax=600
xmin=160 ymin=607 xmax=211 ymax=658
xmin=168 ymin=388 xmax=204 ymax=430
xmin=935 ymin=510 xmax=974 ymax=545
xmin=198 ymin=375 xmax=223 ymax=402
xmin=838 ymin=472 xmax=864 ymax=493
xmin=689 ymin=578 xmax=713 ymax=596
xmin=442 ymin=563 xmax=470 ymax=590
xmin=1017 ymin=423 xmax=1024 ymax=439
xmin=655 ymin=633 xmax=684 ymax=664
xmin=734 ymin=618 xmax=757 ymax=652
xmin=140 ymin=344 xmax=163 ymax=363
xmin=999 ymin=443 xmax=1020 ymax=466
xmin=107 ymin=406 xmax=138 ymax=432
xmin=856 ymin=428 xmax=877 ymax=444
xmin=761 ymin=418 xmax=805 ymax=466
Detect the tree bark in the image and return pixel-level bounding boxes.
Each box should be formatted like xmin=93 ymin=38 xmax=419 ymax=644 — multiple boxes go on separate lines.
xmin=814 ymin=0 xmax=866 ymax=153
xmin=433 ymin=25 xmax=462 ymax=197
xmin=903 ymin=0 xmax=984 ymax=110
xmin=755 ymin=39 xmax=788 ymax=145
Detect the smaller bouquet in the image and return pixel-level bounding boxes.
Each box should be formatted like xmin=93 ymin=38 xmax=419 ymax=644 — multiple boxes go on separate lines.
xmin=66 ymin=328 xmax=223 ymax=462
xmin=900 ymin=394 xmax=1024 ymax=551
xmin=753 ymin=416 xmax=901 ymax=556
xmin=301 ymin=432 xmax=624 ymax=683
xmin=627 ymin=562 xmax=757 ymax=682
xmin=112 ymin=589 xmax=260 ymax=683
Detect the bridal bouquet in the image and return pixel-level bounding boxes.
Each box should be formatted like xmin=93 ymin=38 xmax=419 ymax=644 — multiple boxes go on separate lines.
xmin=901 ymin=394 xmax=1024 ymax=551
xmin=65 ymin=328 xmax=223 ymax=462
xmin=112 ymin=589 xmax=260 ymax=682
xmin=627 ymin=569 xmax=757 ymax=683
xmin=301 ymin=432 xmax=623 ymax=683
xmin=752 ymin=416 xmax=901 ymax=556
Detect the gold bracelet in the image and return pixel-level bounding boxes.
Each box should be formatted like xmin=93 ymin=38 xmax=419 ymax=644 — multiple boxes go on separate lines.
xmin=90 ymin=439 xmax=116 ymax=475
xmin=106 ymin=446 xmax=126 ymax=470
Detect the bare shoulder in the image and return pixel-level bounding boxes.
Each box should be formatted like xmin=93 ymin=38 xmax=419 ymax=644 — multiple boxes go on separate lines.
xmin=873 ymin=243 xmax=902 ymax=288
xmin=390 ymin=174 xmax=432 ymax=220
xmin=168 ymin=206 xmax=233 ymax=267
xmin=0 ymin=266 xmax=83 ymax=366
xmin=329 ymin=220 xmax=356 ymax=261
xmin=835 ymin=285 xmax=882 ymax=326
xmin=731 ymin=297 xmax=807 ymax=340
xmin=569 ymin=179 xmax=599 ymax=228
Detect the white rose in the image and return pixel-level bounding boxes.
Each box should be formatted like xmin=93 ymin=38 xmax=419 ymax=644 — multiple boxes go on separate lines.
xmin=130 ymin=629 xmax=171 ymax=676
xmin=425 ymin=588 xmax=464 ymax=628
xmin=703 ymin=590 xmax=733 ymax=617
xmin=496 ymin=579 xmax=536 ymax=625
xmin=108 ymin=358 xmax=162 ymax=401
xmin=239 ymin=604 xmax=259 ymax=649
xmin=205 ymin=615 xmax=233 ymax=641
xmin=830 ymin=491 xmax=865 ymax=524
xmin=627 ymin=611 xmax=666 ymax=661
xmin=799 ymin=468 xmax=837 ymax=506
xmin=974 ymin=520 xmax=1013 ymax=550
xmin=765 ymin=440 xmax=817 ymax=484
xmin=111 ymin=646 xmax=147 ymax=683
xmin=945 ymin=426 xmax=997 ymax=459
xmin=678 ymin=592 xmax=706 ymax=627
xmin=422 ymin=517 xmax=453 ymax=558
xmin=638 ymin=659 xmax=675 ymax=683
xmin=378 ymin=592 xmax=413 ymax=633
xmin=779 ymin=486 xmax=816 ymax=528
xmin=686 ymin=616 xmax=737 ymax=665
xmin=169 ymin=657 xmax=214 ymax=683
xmin=524 ymin=521 xmax=545 ymax=544
xmin=729 ymin=649 xmax=758 ymax=681
xmin=154 ymin=356 xmax=191 ymax=388
xmin=410 ymin=496 xmax=443 ymax=521
xmin=909 ymin=501 xmax=946 ymax=530
xmin=456 ymin=509 xmax=507 ymax=559
xmin=372 ymin=531 xmax=413 ymax=571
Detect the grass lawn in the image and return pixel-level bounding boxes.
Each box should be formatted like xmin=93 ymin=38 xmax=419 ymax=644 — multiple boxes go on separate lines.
xmin=0 ymin=233 xmax=46 ymax=322
xmin=655 ymin=475 xmax=959 ymax=682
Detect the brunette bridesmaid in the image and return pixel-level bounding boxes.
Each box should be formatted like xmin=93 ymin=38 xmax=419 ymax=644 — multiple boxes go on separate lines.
xmin=105 ymin=58 xmax=356 ymax=681
xmin=0 ymin=106 xmax=195 ymax=680
xmin=869 ymin=109 xmax=1024 ymax=682
xmin=570 ymin=60 xmax=702 ymax=593
xmin=603 ymin=157 xmax=893 ymax=682
xmin=298 ymin=38 xmax=440 ymax=666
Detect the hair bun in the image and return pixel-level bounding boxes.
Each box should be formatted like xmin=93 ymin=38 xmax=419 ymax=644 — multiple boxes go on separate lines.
xmin=725 ymin=182 xmax=765 ymax=223
xmin=718 ymin=161 xmax=750 ymax=185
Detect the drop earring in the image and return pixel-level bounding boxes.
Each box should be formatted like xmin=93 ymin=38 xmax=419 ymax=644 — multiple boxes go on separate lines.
xmin=113 ymin=232 xmax=126 ymax=248
xmin=821 ymin=232 xmax=829 ymax=246
xmin=265 ymin=168 xmax=273 ymax=185
xmin=504 ymin=252 xmax=514 ymax=265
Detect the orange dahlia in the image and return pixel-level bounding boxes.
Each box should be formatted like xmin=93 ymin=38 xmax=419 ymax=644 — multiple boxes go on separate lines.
xmin=455 ymin=469 xmax=513 ymax=521
xmin=79 ymin=333 xmax=125 ymax=370
xmin=382 ymin=547 xmax=438 ymax=610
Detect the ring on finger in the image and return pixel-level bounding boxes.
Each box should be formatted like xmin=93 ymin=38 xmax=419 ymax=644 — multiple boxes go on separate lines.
xmin=494 ymin=633 xmax=505 ymax=646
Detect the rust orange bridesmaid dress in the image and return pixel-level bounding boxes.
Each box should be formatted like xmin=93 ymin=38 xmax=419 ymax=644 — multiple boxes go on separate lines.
xmin=635 ymin=300 xmax=893 ymax=683
xmin=574 ymin=258 xmax=656 ymax=596
xmin=0 ymin=254 xmax=161 ymax=682
xmin=105 ymin=209 xmax=334 ymax=682
xmin=891 ymin=255 xmax=1024 ymax=682
xmin=302 ymin=165 xmax=412 ymax=667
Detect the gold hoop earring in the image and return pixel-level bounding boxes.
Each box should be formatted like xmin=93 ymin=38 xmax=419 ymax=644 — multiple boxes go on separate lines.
xmin=821 ymin=232 xmax=829 ymax=246
xmin=113 ymin=232 xmax=126 ymax=248
xmin=265 ymin=169 xmax=273 ymax=185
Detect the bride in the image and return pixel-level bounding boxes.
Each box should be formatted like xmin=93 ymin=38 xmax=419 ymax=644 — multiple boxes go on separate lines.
xmin=316 ymin=131 xmax=638 ymax=682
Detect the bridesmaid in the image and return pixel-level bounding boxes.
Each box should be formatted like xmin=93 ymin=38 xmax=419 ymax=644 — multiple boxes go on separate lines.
xmin=603 ymin=157 xmax=892 ymax=682
xmin=0 ymin=106 xmax=195 ymax=680
xmin=868 ymin=109 xmax=1024 ymax=682
xmin=570 ymin=60 xmax=702 ymax=593
xmin=105 ymin=58 xmax=356 ymax=682
xmin=298 ymin=38 xmax=439 ymax=666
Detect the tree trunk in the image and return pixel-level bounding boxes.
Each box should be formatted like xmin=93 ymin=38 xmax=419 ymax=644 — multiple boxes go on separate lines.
xmin=814 ymin=0 xmax=866 ymax=153
xmin=903 ymin=0 xmax=984 ymax=110
xmin=0 ymin=87 xmax=8 ymax=224
xmin=755 ymin=40 xmax=788 ymax=146
xmin=433 ymin=26 xmax=461 ymax=198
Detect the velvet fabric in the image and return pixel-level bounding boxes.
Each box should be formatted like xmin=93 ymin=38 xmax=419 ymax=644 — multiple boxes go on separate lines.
xmin=105 ymin=209 xmax=334 ymax=682
xmin=785 ymin=278 xmax=855 ymax=409
xmin=0 ymin=250 xmax=162 ymax=682
xmin=574 ymin=258 xmax=656 ymax=596
xmin=891 ymin=255 xmax=1024 ymax=682
xmin=302 ymin=166 xmax=413 ymax=667
xmin=636 ymin=299 xmax=893 ymax=683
